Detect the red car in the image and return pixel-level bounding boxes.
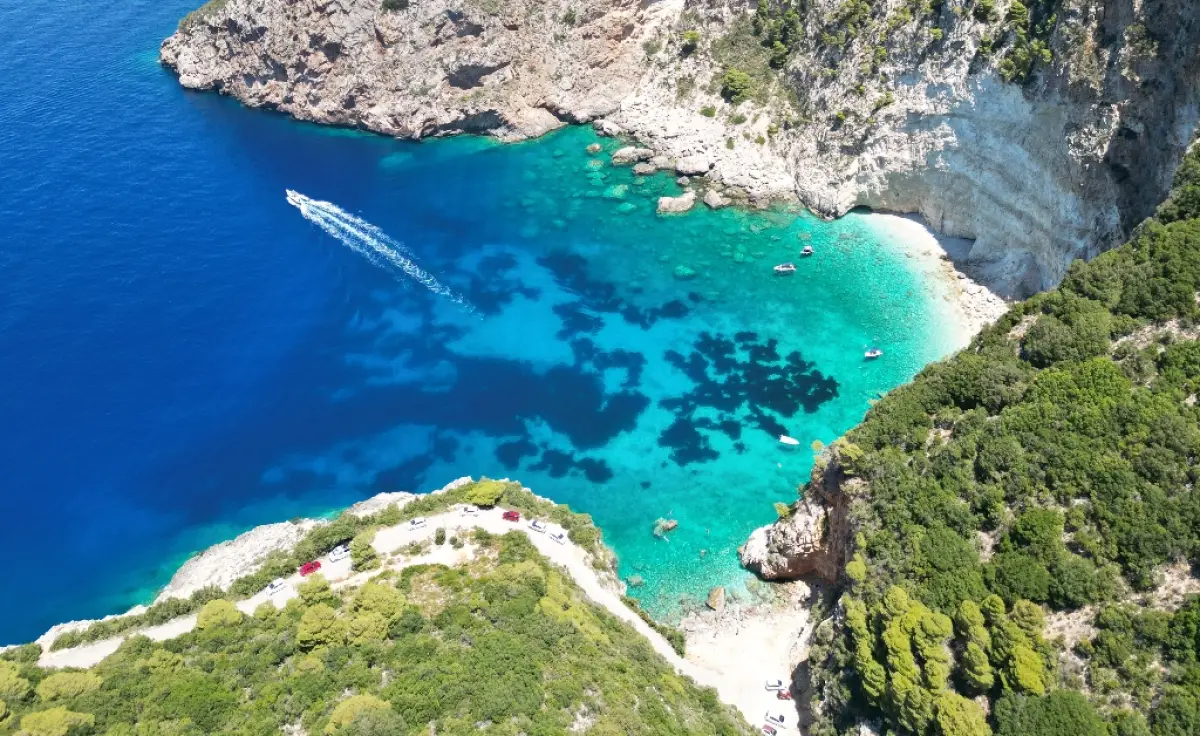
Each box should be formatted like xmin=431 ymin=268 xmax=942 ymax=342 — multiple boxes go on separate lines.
xmin=299 ymin=560 xmax=322 ymax=576
xmin=502 ymin=510 xmax=520 ymax=522
xmin=776 ymin=690 xmax=793 ymax=701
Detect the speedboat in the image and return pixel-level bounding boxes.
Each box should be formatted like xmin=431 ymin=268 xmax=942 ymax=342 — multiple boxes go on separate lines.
xmin=774 ymin=263 xmax=797 ymax=275
xmin=778 ymin=435 xmax=800 ymax=446
xmin=801 ymin=245 xmax=814 ymax=256
xmin=864 ymin=347 xmax=883 ymax=359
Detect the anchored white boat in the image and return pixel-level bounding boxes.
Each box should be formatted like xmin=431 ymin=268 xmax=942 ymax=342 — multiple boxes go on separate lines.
xmin=864 ymin=347 xmax=883 ymax=359
xmin=779 ymin=435 xmax=801 ymax=446
xmin=774 ymin=263 xmax=797 ymax=275
xmin=801 ymin=245 xmax=814 ymax=256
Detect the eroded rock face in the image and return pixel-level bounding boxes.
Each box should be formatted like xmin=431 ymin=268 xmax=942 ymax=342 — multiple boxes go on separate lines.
xmin=740 ymin=453 xmax=855 ymax=583
xmin=162 ymin=0 xmax=673 ymax=141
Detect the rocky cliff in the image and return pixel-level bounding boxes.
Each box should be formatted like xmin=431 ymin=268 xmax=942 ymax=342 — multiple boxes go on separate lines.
xmin=739 ymin=448 xmax=855 ymax=582
xmin=162 ymin=0 xmax=1200 ymax=294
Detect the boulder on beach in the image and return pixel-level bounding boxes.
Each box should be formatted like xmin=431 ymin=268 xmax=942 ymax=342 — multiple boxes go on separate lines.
xmin=650 ymin=155 xmax=671 ymax=169
xmin=595 ymin=119 xmax=623 ymax=137
xmin=612 ymin=146 xmax=654 ymax=165
xmin=706 ymin=586 xmax=726 ymax=612
xmin=676 ymin=154 xmax=712 ymax=176
xmin=633 ymin=162 xmax=656 ymax=176
xmin=657 ymin=190 xmax=697 ymax=214
xmin=703 ymin=189 xmax=730 ymax=209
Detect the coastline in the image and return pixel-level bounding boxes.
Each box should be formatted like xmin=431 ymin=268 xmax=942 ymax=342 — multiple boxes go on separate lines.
xmin=860 ymin=211 xmax=1010 ymax=349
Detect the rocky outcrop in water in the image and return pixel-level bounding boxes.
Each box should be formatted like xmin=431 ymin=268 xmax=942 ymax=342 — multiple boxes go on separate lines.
xmin=740 ymin=450 xmax=855 ymax=582
xmin=162 ymin=0 xmax=1200 ymax=294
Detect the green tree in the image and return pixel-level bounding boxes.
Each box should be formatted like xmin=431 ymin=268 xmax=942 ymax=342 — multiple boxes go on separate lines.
xmin=351 ymin=581 xmax=405 ymax=621
xmin=347 ymin=612 xmax=388 ymax=644
xmin=0 ymin=661 xmax=31 ymax=700
xmin=994 ymin=691 xmax=1107 ymax=736
xmin=720 ymin=69 xmax=754 ymax=104
xmin=35 ymin=672 xmax=103 ymax=701
xmin=934 ymin=691 xmax=992 ymax=736
xmin=298 ymin=603 xmax=346 ymax=650
xmin=298 ymin=573 xmax=337 ymax=607
xmin=464 ymin=480 xmax=507 ymax=507
xmin=195 ymin=599 xmax=242 ymax=630
xmin=19 ymin=707 xmax=95 ymax=736
xmin=326 ymin=694 xmax=393 ymax=734
xmin=350 ymin=528 xmax=379 ymax=571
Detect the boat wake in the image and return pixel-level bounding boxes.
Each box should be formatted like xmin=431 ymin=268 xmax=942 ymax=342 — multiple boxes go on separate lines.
xmin=286 ymin=190 xmax=474 ymax=313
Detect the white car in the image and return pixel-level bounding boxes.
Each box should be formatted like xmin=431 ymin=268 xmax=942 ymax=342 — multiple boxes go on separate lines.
xmin=549 ymin=530 xmax=567 ymax=545
xmin=266 ymin=578 xmax=286 ymax=595
xmin=764 ymin=679 xmax=786 ymax=691
xmin=328 ymin=544 xmax=350 ymax=562
xmin=528 ymin=519 xmax=548 ymax=534
xmin=461 ymin=504 xmax=478 ymax=516
xmin=408 ymin=517 xmax=427 ymax=529
xmin=765 ymin=711 xmax=789 ymax=729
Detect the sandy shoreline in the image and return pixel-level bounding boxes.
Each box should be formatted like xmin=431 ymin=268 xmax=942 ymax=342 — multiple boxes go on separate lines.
xmin=861 ymin=212 xmax=1011 ymax=350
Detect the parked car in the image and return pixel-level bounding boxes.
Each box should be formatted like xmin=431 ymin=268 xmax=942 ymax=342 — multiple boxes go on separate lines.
xmin=549 ymin=530 xmax=567 ymax=545
xmin=266 ymin=578 xmax=286 ymax=595
xmin=529 ymin=519 xmax=548 ymax=533
xmin=764 ymin=679 xmax=786 ymax=691
xmin=328 ymin=544 xmax=350 ymax=562
xmin=461 ymin=504 xmax=478 ymax=516
xmin=765 ymin=711 xmax=788 ymax=729
xmin=502 ymin=510 xmax=520 ymax=522
xmin=409 ymin=516 xmax=427 ymax=529
xmin=776 ymin=690 xmax=793 ymax=701
xmin=299 ymin=561 xmax=321 ymax=576
xmin=762 ymin=726 xmax=778 ymax=736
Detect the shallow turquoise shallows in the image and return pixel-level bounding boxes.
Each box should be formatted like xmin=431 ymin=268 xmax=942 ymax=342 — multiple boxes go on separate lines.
xmin=0 ymin=0 xmax=967 ymax=642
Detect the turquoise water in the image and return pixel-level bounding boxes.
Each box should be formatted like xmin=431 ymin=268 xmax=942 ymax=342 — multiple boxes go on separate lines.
xmin=259 ymin=126 xmax=963 ymax=615
xmin=0 ymin=0 xmax=964 ymax=641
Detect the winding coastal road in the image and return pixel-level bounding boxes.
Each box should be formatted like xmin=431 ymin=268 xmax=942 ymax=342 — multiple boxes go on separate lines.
xmin=37 ymin=507 xmax=730 ymax=708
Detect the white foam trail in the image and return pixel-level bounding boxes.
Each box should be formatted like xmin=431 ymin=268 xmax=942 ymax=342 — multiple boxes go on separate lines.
xmin=286 ymin=190 xmax=474 ymax=313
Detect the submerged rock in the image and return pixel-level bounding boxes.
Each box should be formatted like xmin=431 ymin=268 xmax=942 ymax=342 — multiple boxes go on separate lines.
xmin=603 ymin=183 xmax=630 ymax=199
xmin=677 ymin=176 xmax=690 ymax=187
xmin=616 ymin=201 xmax=637 ymax=214
xmin=612 ymin=146 xmax=654 ymax=165
xmin=673 ymin=265 xmax=697 ymax=280
xmin=706 ymin=586 xmax=726 ymax=612
xmin=657 ymin=190 xmax=697 ymax=214
xmin=627 ymin=574 xmax=645 ymax=587
xmin=632 ymin=162 xmax=656 ymax=176
xmin=586 ymin=142 xmax=602 ymax=154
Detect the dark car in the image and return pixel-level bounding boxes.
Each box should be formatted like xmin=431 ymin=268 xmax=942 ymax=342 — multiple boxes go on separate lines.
xmin=502 ymin=510 xmax=520 ymax=522
xmin=299 ymin=560 xmax=322 ymax=576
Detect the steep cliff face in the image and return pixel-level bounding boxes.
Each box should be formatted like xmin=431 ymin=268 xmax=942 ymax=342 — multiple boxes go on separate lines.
xmin=161 ymin=0 xmax=676 ymax=140
xmin=162 ymin=0 xmax=1200 ymax=293
xmin=739 ymin=452 xmax=855 ymax=582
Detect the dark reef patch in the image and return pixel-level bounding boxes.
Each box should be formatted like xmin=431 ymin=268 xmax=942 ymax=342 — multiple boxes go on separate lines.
xmin=657 ymin=330 xmax=838 ymax=465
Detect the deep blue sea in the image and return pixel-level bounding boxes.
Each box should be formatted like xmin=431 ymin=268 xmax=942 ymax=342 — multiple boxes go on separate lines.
xmin=0 ymin=0 xmax=968 ymax=643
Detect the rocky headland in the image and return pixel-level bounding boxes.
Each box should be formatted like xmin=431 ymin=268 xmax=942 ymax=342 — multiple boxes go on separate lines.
xmin=163 ymin=0 xmax=1200 ymax=296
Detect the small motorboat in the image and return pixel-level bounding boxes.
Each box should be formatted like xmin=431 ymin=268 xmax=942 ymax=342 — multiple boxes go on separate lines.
xmin=774 ymin=263 xmax=797 ymax=275
xmin=801 ymin=245 xmax=814 ymax=256
xmin=779 ymin=435 xmax=800 ymax=446
xmin=864 ymin=347 xmax=883 ymax=359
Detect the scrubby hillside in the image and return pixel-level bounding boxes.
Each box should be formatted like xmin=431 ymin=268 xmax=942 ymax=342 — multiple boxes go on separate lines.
xmin=749 ymin=146 xmax=1200 ymax=735
xmin=0 ymin=528 xmax=750 ymax=735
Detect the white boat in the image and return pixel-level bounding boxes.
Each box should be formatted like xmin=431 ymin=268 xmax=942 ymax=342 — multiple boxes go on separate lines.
xmin=801 ymin=245 xmax=814 ymax=256
xmin=864 ymin=348 xmax=883 ymax=359
xmin=778 ymin=435 xmax=801 ymax=446
xmin=774 ymin=263 xmax=797 ymax=275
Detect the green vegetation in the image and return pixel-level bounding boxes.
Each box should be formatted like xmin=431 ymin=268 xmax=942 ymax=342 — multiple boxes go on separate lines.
xmin=178 ymin=0 xmax=230 ymax=30
xmin=0 ymin=533 xmax=748 ymax=735
xmin=50 ymin=479 xmax=613 ymax=651
xmin=561 ymin=7 xmax=576 ymax=26
xmin=799 ymin=143 xmax=1200 ymax=735
xmin=700 ymin=105 xmax=717 ymax=117
xmin=381 ymin=0 xmax=409 ymax=10
xmin=720 ymin=69 xmax=754 ymax=104
xmin=681 ymin=30 xmax=701 ymax=55
xmin=752 ymin=0 xmax=803 ymax=67
xmin=996 ymin=0 xmax=1057 ymax=83
xmin=350 ymin=528 xmax=379 ymax=571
